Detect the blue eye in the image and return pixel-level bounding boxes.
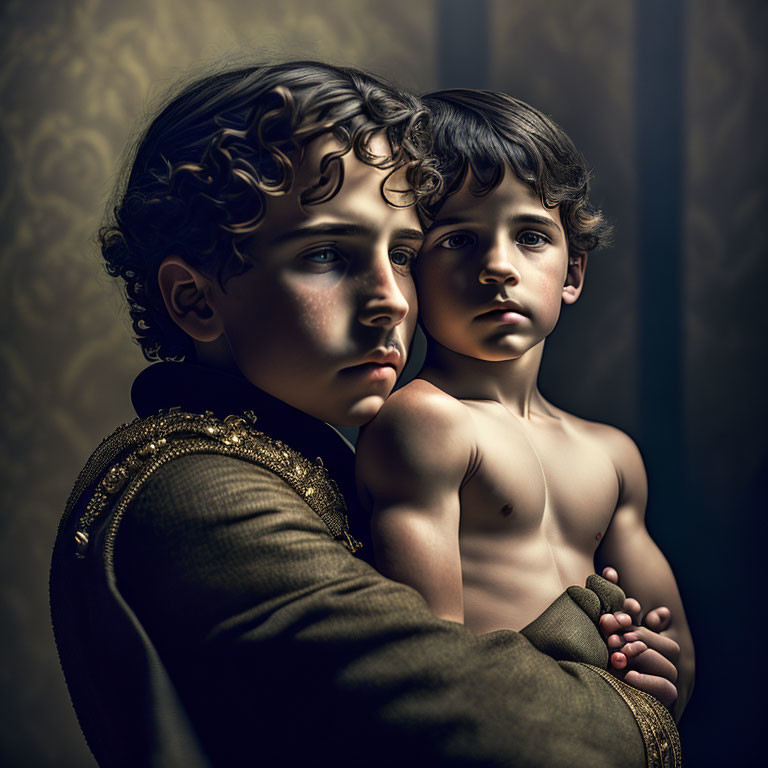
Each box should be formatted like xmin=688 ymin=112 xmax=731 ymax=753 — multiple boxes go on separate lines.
xmin=390 ymin=247 xmax=417 ymax=273
xmin=439 ymin=232 xmax=476 ymax=250
xmin=517 ymin=231 xmax=549 ymax=247
xmin=305 ymin=247 xmax=340 ymax=264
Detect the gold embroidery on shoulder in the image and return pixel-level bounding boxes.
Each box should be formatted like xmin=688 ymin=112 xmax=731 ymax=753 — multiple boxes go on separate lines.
xmin=65 ymin=410 xmax=361 ymax=562
xmin=584 ymin=664 xmax=681 ymax=768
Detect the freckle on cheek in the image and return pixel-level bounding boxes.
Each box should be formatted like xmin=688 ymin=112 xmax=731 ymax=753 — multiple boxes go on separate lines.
xmin=295 ymin=291 xmax=340 ymax=343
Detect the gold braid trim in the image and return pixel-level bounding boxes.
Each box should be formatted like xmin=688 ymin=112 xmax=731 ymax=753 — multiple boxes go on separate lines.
xmin=63 ymin=410 xmax=361 ymax=564
xmin=584 ymin=664 xmax=681 ymax=768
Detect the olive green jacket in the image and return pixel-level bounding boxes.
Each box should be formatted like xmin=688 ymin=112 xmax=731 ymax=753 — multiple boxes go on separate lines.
xmin=50 ymin=364 xmax=678 ymax=767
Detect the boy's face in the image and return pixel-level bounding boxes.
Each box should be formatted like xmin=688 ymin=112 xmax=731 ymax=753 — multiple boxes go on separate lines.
xmin=416 ymin=168 xmax=583 ymax=362
xmin=204 ymin=134 xmax=421 ymax=426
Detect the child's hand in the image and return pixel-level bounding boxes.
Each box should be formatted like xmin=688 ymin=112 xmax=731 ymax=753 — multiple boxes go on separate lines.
xmin=600 ymin=568 xmax=679 ymax=662
xmin=600 ymin=567 xmax=673 ymax=630
xmin=599 ymin=609 xmax=679 ymax=707
xmin=598 ymin=567 xmax=679 ymax=709
xmin=642 ymin=605 xmax=672 ymax=632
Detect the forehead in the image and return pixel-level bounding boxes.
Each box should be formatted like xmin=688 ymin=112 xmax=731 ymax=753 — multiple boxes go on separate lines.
xmin=257 ymin=132 xmax=421 ymax=240
xmin=432 ymin=166 xmax=562 ymax=231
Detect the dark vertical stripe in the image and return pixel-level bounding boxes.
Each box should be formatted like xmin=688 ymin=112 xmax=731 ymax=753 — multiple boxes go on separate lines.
xmin=436 ymin=0 xmax=490 ymax=89
xmin=635 ymin=0 xmax=686 ymax=515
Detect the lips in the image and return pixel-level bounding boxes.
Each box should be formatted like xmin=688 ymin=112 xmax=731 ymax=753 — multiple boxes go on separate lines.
xmin=365 ymin=348 xmax=402 ymax=368
xmin=339 ymin=362 xmax=397 ymax=383
xmin=477 ymin=300 xmax=525 ymax=317
xmin=476 ymin=301 xmax=527 ymax=323
xmin=339 ymin=347 xmax=402 ymax=378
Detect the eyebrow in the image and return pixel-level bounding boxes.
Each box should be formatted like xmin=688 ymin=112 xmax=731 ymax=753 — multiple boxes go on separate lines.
xmin=392 ymin=227 xmax=425 ymax=242
xmin=509 ymin=214 xmax=561 ymax=230
xmin=272 ymin=222 xmax=424 ymax=244
xmin=430 ymin=213 xmax=560 ymax=231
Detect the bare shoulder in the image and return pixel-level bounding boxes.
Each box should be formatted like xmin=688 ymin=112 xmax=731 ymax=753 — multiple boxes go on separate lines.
xmin=561 ymin=410 xmax=647 ymax=493
xmin=362 ymin=378 xmax=472 ymax=444
xmin=356 ymin=378 xmax=474 ymax=491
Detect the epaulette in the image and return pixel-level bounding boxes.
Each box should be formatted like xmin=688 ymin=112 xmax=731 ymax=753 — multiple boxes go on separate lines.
xmin=59 ymin=409 xmax=362 ymax=568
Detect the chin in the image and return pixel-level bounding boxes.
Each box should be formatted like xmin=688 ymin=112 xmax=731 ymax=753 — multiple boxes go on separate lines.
xmin=456 ymin=341 xmax=522 ymax=362
xmin=476 ymin=335 xmax=537 ymax=360
xmin=335 ymin=393 xmax=389 ymax=427
xmin=482 ymin=348 xmax=526 ymax=362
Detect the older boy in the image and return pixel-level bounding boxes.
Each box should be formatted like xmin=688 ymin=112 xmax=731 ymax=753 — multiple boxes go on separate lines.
xmin=358 ymin=89 xmax=694 ymax=720
xmin=51 ymin=66 xmax=679 ymax=767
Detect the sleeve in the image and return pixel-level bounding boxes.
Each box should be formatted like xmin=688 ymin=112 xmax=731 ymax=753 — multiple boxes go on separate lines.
xmin=116 ymin=453 xmax=674 ymax=768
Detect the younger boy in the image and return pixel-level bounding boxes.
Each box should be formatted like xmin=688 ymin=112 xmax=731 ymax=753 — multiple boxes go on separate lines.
xmin=357 ymin=89 xmax=694 ymax=718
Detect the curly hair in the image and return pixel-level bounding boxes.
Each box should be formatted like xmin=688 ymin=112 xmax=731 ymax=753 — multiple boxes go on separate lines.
xmin=101 ymin=61 xmax=441 ymax=362
xmin=420 ymin=89 xmax=611 ymax=254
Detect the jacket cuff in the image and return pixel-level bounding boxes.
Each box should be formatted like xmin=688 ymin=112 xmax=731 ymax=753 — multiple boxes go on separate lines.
xmin=584 ymin=664 xmax=682 ymax=768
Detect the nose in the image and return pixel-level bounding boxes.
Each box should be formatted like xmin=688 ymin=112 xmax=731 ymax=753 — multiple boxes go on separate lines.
xmin=479 ymin=235 xmax=521 ymax=285
xmin=358 ymin=254 xmax=410 ymax=328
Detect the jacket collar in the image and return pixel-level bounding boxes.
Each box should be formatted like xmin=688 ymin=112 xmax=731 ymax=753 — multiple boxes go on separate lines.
xmin=130 ymin=363 xmax=369 ymax=548
xmin=132 ymin=362 xmax=345 ymax=448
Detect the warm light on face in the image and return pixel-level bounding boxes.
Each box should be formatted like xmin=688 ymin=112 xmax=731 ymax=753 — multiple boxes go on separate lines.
xmin=416 ymin=168 xmax=574 ymax=362
xmin=207 ymin=134 xmax=422 ymax=425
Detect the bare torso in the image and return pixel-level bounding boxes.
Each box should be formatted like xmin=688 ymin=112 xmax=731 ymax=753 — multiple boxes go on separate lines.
xmin=453 ymin=394 xmax=620 ymax=632
xmin=358 ymin=369 xmax=695 ymax=718
xmin=357 ymin=371 xmax=652 ymax=635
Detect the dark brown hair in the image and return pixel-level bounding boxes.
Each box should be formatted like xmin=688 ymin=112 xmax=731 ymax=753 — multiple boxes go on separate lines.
xmin=421 ymin=89 xmax=611 ymax=254
xmin=101 ymin=61 xmax=440 ymax=361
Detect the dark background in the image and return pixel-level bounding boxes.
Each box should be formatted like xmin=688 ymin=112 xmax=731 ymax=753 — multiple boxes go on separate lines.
xmin=1 ymin=1 xmax=765 ymax=765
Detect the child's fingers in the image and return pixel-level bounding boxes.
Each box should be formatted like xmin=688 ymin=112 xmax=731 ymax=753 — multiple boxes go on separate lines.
xmin=623 ymin=627 xmax=680 ymax=664
xmin=623 ymin=670 xmax=678 ymax=710
xmin=622 ymin=597 xmax=642 ymax=621
xmin=643 ymin=606 xmax=672 ymax=632
xmin=610 ymin=651 xmax=627 ymax=670
xmin=599 ymin=614 xmax=620 ymax=636
xmin=610 ymin=640 xmax=646 ymax=670
xmin=619 ymin=640 xmax=648 ymax=659
xmin=626 ymin=648 xmax=678 ymax=683
xmin=598 ymin=611 xmax=633 ymax=637
xmin=601 ymin=566 xmax=619 ymax=584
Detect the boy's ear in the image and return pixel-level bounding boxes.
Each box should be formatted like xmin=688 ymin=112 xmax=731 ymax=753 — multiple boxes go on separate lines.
xmin=562 ymin=250 xmax=588 ymax=305
xmin=157 ymin=256 xmax=224 ymax=342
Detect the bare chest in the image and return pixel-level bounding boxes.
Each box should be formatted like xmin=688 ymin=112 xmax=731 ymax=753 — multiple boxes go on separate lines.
xmin=459 ymin=405 xmax=619 ymax=552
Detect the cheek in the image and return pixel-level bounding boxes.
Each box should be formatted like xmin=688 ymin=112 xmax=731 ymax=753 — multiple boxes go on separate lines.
xmin=277 ymin=274 xmax=360 ymax=353
xmin=538 ymin=275 xmax=561 ymax=302
xmin=532 ymin=271 xmax=567 ymax=323
xmin=413 ymin=279 xmax=440 ymax=333
xmin=416 ymin=262 xmax=461 ymax=316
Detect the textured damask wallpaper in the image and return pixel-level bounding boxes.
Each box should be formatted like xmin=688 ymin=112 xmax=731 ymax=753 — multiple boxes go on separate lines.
xmin=1 ymin=1 xmax=765 ymax=765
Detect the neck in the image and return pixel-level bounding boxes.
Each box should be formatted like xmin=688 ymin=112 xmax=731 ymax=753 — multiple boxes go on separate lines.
xmin=420 ymin=339 xmax=547 ymax=418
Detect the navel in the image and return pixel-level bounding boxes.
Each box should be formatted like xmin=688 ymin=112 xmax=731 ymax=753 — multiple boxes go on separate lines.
xmin=595 ymin=531 xmax=602 ymax=542
xmin=500 ymin=503 xmax=514 ymax=518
